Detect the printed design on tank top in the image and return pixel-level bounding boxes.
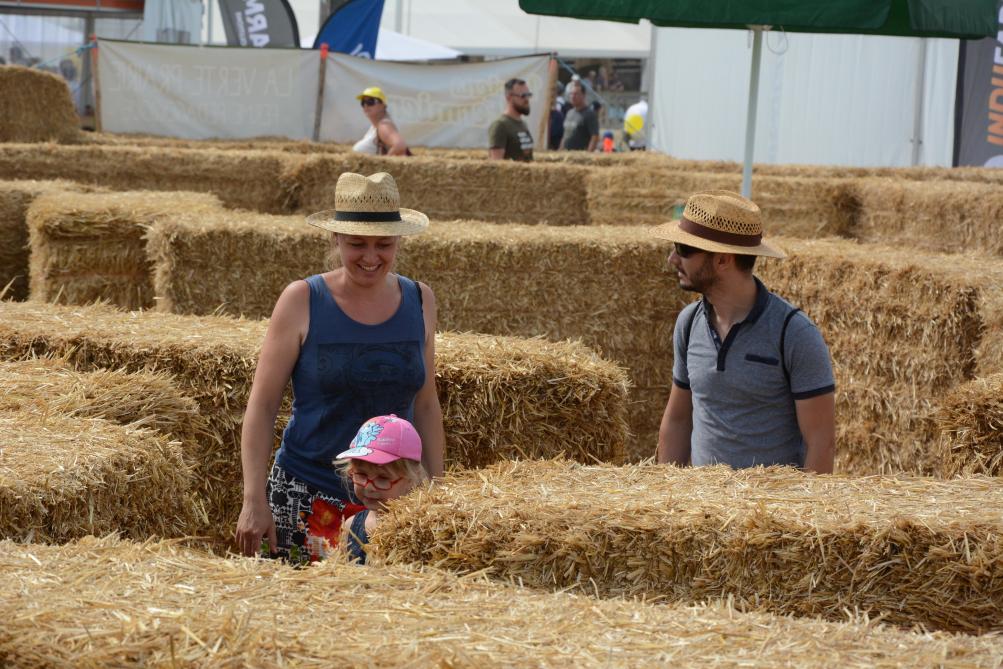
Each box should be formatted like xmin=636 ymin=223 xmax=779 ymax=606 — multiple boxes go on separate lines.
xmin=316 ymin=341 xmax=424 ymax=420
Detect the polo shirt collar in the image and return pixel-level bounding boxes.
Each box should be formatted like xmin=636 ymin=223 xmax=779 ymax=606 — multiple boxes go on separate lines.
xmin=700 ymin=277 xmax=770 ymax=325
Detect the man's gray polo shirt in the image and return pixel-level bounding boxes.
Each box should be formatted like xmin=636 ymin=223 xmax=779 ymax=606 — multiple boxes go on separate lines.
xmin=672 ymin=278 xmax=835 ymax=468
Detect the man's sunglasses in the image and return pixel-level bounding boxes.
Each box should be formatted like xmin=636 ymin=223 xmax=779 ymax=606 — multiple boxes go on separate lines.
xmin=360 ymin=97 xmax=382 ymax=107
xmin=510 ymin=92 xmax=533 ymax=99
xmin=674 ymin=242 xmax=704 ymax=259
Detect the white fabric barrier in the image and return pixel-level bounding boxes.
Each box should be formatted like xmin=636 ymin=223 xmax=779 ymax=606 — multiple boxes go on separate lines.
xmin=649 ymin=28 xmax=958 ymax=168
xmin=320 ymin=52 xmax=551 ymax=149
xmin=98 ymin=39 xmax=319 ymax=140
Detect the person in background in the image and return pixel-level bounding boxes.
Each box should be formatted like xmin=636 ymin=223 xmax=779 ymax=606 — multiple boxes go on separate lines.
xmin=352 ymin=86 xmax=411 ymax=156
xmin=548 ymin=82 xmax=566 ymax=151
xmin=235 ymin=172 xmax=444 ymax=563
xmin=488 ymin=77 xmax=534 ymax=161
xmin=601 ymin=131 xmax=615 ymax=153
xmin=654 ymin=190 xmax=835 ymax=474
xmin=337 ymin=414 xmax=429 ymax=564
xmin=560 ymin=80 xmax=599 ymax=152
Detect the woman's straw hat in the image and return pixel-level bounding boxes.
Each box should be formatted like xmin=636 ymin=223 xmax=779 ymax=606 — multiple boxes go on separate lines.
xmin=651 ymin=190 xmax=785 ymax=258
xmin=306 ymin=172 xmax=428 ymax=236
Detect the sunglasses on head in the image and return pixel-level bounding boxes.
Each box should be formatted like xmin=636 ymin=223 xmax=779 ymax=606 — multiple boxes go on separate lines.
xmin=674 ymin=242 xmax=704 ymax=259
xmin=360 ymin=97 xmax=381 ymax=107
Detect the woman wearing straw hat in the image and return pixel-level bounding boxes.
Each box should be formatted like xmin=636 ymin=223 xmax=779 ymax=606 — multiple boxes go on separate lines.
xmin=652 ymin=190 xmax=836 ymax=474
xmin=235 ymin=172 xmax=443 ymax=561
xmin=353 ymin=86 xmax=411 ymax=156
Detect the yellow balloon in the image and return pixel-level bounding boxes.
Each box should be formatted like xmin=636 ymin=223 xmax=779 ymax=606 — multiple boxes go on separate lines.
xmin=624 ymin=113 xmax=644 ymax=135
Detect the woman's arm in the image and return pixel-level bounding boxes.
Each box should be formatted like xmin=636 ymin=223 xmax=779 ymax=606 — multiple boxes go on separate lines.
xmin=235 ymin=280 xmax=309 ymax=556
xmin=378 ymin=119 xmax=409 ymax=156
xmin=412 ymin=281 xmax=445 ymax=477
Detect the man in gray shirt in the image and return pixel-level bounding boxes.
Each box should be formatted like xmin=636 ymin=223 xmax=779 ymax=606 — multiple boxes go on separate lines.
xmin=653 ymin=190 xmax=836 ymax=473
xmin=560 ymin=80 xmax=599 ymax=151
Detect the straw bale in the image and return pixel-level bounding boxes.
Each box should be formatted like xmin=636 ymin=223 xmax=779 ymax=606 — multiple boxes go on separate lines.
xmin=148 ymin=215 xmax=680 ymax=462
xmin=586 ymin=168 xmax=856 ymax=237
xmin=935 ymin=374 xmax=1003 ymax=478
xmin=851 ymin=178 xmax=1003 ymax=256
xmin=0 ymin=179 xmax=106 ymax=301
xmin=0 ymin=300 xmax=630 ymax=534
xmin=27 ymin=189 xmax=221 ymax=310
xmin=0 ymin=143 xmax=299 ymax=213
xmin=377 ymin=459 xmax=1003 ymax=633
xmin=0 ymin=411 xmax=194 ymax=543
xmin=288 ymin=153 xmax=591 ymax=225
xmin=3 ymin=536 xmax=1001 ymax=668
xmin=0 ymin=66 xmax=80 ymax=144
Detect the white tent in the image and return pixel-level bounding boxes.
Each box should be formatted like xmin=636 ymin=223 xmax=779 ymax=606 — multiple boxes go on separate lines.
xmin=375 ymin=28 xmax=461 ymax=60
xmin=648 ymin=27 xmax=958 ymax=169
xmin=378 ymin=0 xmax=651 ymax=58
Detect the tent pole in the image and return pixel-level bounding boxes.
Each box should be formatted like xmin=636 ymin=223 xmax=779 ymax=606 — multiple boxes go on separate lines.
xmin=741 ymin=25 xmax=764 ymax=199
xmin=910 ymin=38 xmax=928 ymax=166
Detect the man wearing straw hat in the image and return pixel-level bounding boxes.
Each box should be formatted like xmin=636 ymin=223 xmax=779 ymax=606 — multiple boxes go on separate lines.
xmin=653 ymin=191 xmax=835 ymax=473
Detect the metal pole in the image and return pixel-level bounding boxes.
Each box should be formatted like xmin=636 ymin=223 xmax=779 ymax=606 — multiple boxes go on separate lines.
xmin=741 ymin=26 xmax=764 ymax=199
xmin=207 ymin=0 xmax=214 ymax=44
xmin=394 ymin=0 xmax=402 ymax=33
xmin=910 ymin=38 xmax=928 ymax=166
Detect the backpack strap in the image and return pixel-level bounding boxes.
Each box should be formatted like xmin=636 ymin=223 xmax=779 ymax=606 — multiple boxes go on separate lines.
xmin=780 ymin=307 xmax=801 ymax=387
xmin=682 ymin=302 xmax=701 ymax=356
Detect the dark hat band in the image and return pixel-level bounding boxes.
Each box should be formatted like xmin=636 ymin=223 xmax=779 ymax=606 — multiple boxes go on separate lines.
xmin=679 ymin=215 xmax=761 ymax=247
xmin=334 ymin=210 xmax=402 ymax=222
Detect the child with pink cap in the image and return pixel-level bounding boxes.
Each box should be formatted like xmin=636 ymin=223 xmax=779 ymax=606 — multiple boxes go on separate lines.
xmin=337 ymin=414 xmax=428 ymax=564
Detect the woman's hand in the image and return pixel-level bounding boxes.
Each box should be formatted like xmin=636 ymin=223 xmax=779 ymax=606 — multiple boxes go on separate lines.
xmin=236 ymin=495 xmax=277 ymax=557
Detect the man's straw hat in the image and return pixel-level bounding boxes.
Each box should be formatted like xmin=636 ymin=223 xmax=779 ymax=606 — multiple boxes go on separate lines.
xmin=651 ymin=190 xmax=785 ymax=259
xmin=306 ymin=172 xmax=428 ymax=236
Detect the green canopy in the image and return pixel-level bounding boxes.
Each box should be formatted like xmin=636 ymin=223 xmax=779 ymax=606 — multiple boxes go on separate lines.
xmin=519 ymin=0 xmax=1001 ymax=39
xmin=521 ymin=0 xmax=1001 ymax=196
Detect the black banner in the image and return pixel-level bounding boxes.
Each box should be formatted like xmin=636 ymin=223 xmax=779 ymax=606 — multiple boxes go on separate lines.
xmin=954 ymin=5 xmax=1003 ymax=167
xmin=218 ymin=0 xmax=300 ymax=48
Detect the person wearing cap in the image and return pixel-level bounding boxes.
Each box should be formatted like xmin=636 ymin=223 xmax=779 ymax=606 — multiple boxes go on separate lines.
xmin=352 ymin=86 xmax=410 ymax=156
xmin=336 ymin=414 xmax=428 ymax=564
xmin=653 ymin=191 xmax=836 ymax=473
xmin=235 ymin=172 xmax=445 ymax=561
xmin=488 ymin=78 xmax=534 ymax=161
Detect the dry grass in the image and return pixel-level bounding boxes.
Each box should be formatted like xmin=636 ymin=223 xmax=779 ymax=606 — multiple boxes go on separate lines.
xmin=0 ymin=300 xmax=630 ymax=540
xmin=935 ymin=374 xmax=1003 ymax=478
xmin=375 ymin=459 xmax=1003 ymax=634
xmin=0 ymin=66 xmax=80 ymax=144
xmin=27 ymin=189 xmax=220 ymax=309
xmin=2 ymin=535 xmax=1001 ymax=667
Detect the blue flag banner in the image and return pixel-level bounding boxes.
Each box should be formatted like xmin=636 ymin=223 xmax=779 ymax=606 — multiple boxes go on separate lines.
xmin=313 ymin=0 xmax=386 ymax=57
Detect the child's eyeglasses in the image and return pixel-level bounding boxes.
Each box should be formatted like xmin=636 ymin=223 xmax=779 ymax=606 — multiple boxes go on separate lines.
xmin=350 ymin=471 xmax=404 ymax=491
xmin=360 ymin=97 xmax=381 ymax=107
xmin=674 ymin=242 xmax=704 ymax=259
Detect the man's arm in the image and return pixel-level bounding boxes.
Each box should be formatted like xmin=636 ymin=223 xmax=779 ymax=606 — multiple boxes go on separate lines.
xmin=488 ymin=148 xmax=505 ymax=160
xmin=487 ymin=121 xmax=505 ymax=160
xmin=587 ymin=135 xmax=599 ymax=152
xmin=657 ymin=383 xmax=692 ymax=465
xmin=586 ymin=111 xmax=600 ymax=151
xmin=796 ymin=392 xmax=835 ymax=474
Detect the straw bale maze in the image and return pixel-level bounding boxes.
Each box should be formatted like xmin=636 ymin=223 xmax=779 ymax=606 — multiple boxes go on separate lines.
xmin=4 ymin=69 xmax=1003 ymax=666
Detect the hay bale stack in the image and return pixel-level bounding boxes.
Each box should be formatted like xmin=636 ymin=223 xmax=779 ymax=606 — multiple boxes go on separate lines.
xmin=376 ymin=459 xmax=1003 ymax=634
xmin=0 ymin=143 xmax=299 ymax=213
xmin=289 ymin=153 xmax=590 ymax=225
xmin=586 ymin=168 xmax=856 ymax=237
xmin=0 ymin=66 xmax=80 ymax=144
xmin=148 ymin=215 xmax=682 ymax=461
xmin=0 ymin=179 xmax=106 ymax=302
xmin=0 ymin=300 xmax=630 ymax=533
xmin=935 ymin=374 xmax=1003 ymax=478
xmin=851 ymin=177 xmax=1003 ymax=256
xmin=27 ymin=189 xmax=221 ymax=309
xmin=0 ymin=411 xmax=194 ymax=543
xmin=2 ymin=536 xmax=1001 ymax=667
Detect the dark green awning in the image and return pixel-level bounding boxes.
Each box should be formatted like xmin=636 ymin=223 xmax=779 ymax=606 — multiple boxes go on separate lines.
xmin=518 ymin=0 xmax=1001 ymax=39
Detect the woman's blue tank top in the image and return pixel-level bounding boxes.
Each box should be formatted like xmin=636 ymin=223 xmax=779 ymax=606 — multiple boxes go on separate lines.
xmin=275 ymin=273 xmax=425 ymax=496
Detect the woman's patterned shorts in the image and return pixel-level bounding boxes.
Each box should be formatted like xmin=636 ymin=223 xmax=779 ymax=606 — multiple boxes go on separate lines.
xmin=264 ymin=463 xmax=365 ymax=565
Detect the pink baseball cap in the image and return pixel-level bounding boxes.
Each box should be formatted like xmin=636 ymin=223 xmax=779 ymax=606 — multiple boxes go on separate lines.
xmin=336 ymin=414 xmax=422 ymax=465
